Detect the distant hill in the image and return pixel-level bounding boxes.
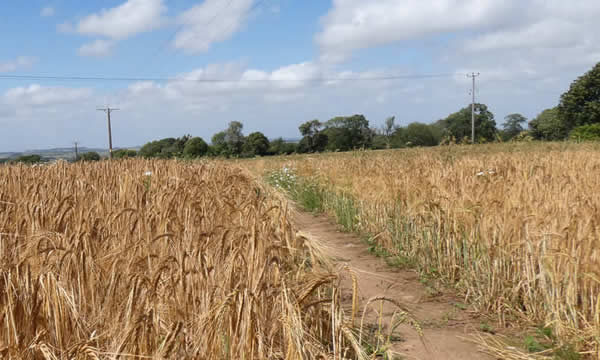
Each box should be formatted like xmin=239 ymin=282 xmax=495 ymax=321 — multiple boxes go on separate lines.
xmin=0 ymin=146 xmax=140 ymax=161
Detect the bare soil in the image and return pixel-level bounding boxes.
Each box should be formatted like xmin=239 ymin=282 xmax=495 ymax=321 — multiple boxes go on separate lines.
xmin=293 ymin=209 xmax=496 ymax=360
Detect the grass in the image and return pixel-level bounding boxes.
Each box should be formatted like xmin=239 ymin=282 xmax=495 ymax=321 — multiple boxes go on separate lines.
xmin=245 ymin=142 xmax=600 ymax=358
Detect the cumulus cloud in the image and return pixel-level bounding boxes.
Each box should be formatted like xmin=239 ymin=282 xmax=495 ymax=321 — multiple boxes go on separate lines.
xmin=173 ymin=0 xmax=254 ymax=53
xmin=3 ymin=84 xmax=93 ymax=107
xmin=316 ymin=0 xmax=600 ymax=65
xmin=129 ymin=61 xmax=325 ymax=102
xmin=464 ymin=2 xmax=600 ymax=53
xmin=40 ymin=6 xmax=55 ymax=17
xmin=78 ymin=39 xmax=116 ymax=57
xmin=317 ymin=0 xmax=517 ymax=62
xmin=76 ymin=0 xmax=166 ymax=39
xmin=5 ymin=2 xmax=600 ymax=151
xmin=0 ymin=56 xmax=37 ymax=72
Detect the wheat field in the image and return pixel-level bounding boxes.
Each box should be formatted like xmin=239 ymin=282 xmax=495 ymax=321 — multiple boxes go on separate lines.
xmin=247 ymin=142 xmax=600 ymax=356
xmin=0 ymin=160 xmax=361 ymax=359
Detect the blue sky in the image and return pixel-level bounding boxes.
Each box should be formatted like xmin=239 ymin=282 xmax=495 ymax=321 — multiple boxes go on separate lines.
xmin=1 ymin=0 xmax=599 ymax=151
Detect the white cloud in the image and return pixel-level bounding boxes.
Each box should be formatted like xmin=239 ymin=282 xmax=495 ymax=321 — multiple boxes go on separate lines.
xmin=56 ymin=22 xmax=74 ymax=33
xmin=316 ymin=0 xmax=600 ymax=64
xmin=151 ymin=61 xmax=323 ymax=100
xmin=41 ymin=6 xmax=55 ymax=17
xmin=76 ymin=0 xmax=166 ymax=39
xmin=122 ymin=61 xmax=417 ymax=110
xmin=78 ymin=39 xmax=116 ymax=57
xmin=464 ymin=20 xmax=580 ymax=52
xmin=3 ymin=84 xmax=93 ymax=107
xmin=463 ymin=2 xmax=600 ymax=53
xmin=0 ymin=56 xmax=37 ymax=72
xmin=4 ymin=2 xmax=600 ymax=151
xmin=173 ymin=0 xmax=254 ymax=53
xmin=317 ymin=0 xmax=517 ymax=62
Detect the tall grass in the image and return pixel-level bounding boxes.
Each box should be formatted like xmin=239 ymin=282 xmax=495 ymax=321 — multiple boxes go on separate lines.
xmin=0 ymin=160 xmax=364 ymax=359
xmin=247 ymin=143 xmax=600 ymax=356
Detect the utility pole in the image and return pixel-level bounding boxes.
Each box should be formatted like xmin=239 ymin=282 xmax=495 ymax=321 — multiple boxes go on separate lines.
xmin=97 ymin=107 xmax=119 ymax=159
xmin=73 ymin=141 xmax=79 ymax=161
xmin=467 ymin=72 xmax=480 ymax=144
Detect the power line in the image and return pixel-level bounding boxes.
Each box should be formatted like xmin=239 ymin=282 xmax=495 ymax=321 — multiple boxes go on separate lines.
xmin=0 ymin=73 xmax=458 ymax=83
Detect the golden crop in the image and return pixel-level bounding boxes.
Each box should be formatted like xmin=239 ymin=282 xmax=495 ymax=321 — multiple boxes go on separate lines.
xmin=0 ymin=160 xmax=357 ymax=359
xmin=247 ymin=142 xmax=600 ymax=354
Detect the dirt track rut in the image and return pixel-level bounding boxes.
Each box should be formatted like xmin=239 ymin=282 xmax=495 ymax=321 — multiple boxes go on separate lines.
xmin=293 ymin=209 xmax=495 ymax=360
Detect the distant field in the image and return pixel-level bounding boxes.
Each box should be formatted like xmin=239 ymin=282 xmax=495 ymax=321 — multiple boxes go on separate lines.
xmin=0 ymin=160 xmax=354 ymax=358
xmin=244 ymin=142 xmax=600 ymax=353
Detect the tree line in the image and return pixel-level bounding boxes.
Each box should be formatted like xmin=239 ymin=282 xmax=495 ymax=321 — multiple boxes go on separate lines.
xmin=4 ymin=61 xmax=599 ymax=164
xmin=134 ymin=61 xmax=600 ymax=159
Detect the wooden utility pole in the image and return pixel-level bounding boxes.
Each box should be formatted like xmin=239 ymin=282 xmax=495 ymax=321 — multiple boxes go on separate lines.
xmin=73 ymin=141 xmax=79 ymax=161
xmin=97 ymin=107 xmax=119 ymax=159
xmin=467 ymin=72 xmax=480 ymax=144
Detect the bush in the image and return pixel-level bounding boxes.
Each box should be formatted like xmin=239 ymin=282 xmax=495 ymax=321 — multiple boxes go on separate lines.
xmin=512 ymin=131 xmax=534 ymax=142
xmin=16 ymin=154 xmax=42 ymax=164
xmin=139 ymin=135 xmax=190 ymax=158
xmin=268 ymin=138 xmax=297 ymax=155
xmin=529 ymin=107 xmax=567 ymax=140
xmin=79 ymin=152 xmax=101 ymax=161
xmin=243 ymin=132 xmax=270 ymax=157
xmin=183 ymin=137 xmax=208 ymax=158
xmin=113 ymin=149 xmax=137 ymax=159
xmin=569 ymin=123 xmax=600 ymax=141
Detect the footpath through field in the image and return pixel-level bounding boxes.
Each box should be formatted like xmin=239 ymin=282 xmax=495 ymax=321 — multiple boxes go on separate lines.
xmin=292 ymin=208 xmax=495 ymax=360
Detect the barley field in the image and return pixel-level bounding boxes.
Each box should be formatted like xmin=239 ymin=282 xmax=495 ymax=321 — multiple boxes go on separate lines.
xmin=0 ymin=160 xmax=360 ymax=359
xmin=247 ymin=142 xmax=600 ymax=356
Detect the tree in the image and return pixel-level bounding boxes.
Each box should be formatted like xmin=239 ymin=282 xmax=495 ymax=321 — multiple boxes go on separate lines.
xmin=79 ymin=152 xmax=100 ymax=161
xmin=268 ymin=138 xmax=297 ymax=155
xmin=402 ymin=123 xmax=439 ymax=147
xmin=160 ymin=135 xmax=190 ymax=158
xmin=371 ymin=134 xmax=388 ymax=150
xmin=439 ymin=104 xmax=497 ymax=142
xmin=299 ymin=119 xmax=322 ymax=137
xmin=243 ymin=132 xmax=270 ymax=156
xmin=390 ymin=127 xmax=406 ymax=148
xmin=382 ymin=116 xmax=397 ymax=148
xmin=183 ymin=137 xmax=208 ymax=158
xmin=225 ymin=121 xmax=245 ymax=155
xmin=210 ymin=131 xmax=229 ymax=156
xmin=529 ymin=107 xmax=567 ymax=140
xmin=558 ymin=62 xmax=600 ymax=131
xmin=139 ymin=140 xmax=163 ymax=158
xmin=323 ymin=114 xmax=373 ymax=151
xmin=139 ymin=136 xmax=189 ymax=158
xmin=298 ymin=120 xmax=326 ymax=153
xmin=502 ymin=113 xmax=527 ymax=140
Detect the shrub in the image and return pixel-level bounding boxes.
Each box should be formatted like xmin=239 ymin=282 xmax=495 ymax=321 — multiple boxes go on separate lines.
xmin=113 ymin=149 xmax=137 ymax=159
xmin=569 ymin=123 xmax=600 ymax=141
xmin=79 ymin=152 xmax=101 ymax=161
xmin=183 ymin=137 xmax=208 ymax=158
xmin=16 ymin=154 xmax=42 ymax=164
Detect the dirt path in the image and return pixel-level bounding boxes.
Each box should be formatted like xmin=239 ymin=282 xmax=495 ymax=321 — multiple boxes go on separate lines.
xmin=293 ymin=209 xmax=495 ymax=360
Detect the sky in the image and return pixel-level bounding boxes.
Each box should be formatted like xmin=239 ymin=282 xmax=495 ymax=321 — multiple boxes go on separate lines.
xmin=1 ymin=0 xmax=599 ymax=151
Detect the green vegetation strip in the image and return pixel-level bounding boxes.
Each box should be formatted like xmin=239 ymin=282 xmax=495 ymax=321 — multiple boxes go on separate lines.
xmin=266 ymin=168 xmax=583 ymax=359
